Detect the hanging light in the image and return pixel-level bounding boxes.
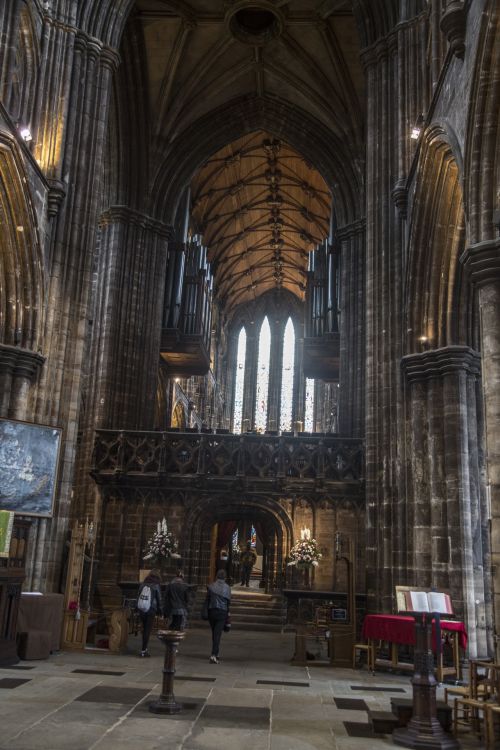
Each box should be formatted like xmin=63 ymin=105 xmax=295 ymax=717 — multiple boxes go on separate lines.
xmin=410 ymin=114 xmax=424 ymax=140
xmin=19 ymin=127 xmax=32 ymax=142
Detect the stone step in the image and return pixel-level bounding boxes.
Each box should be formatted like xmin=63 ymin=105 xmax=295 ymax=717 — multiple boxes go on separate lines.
xmin=369 ymin=710 xmax=399 ymax=734
xmin=229 ymin=606 xmax=282 ymax=617
xmin=230 ymin=613 xmax=283 ymax=624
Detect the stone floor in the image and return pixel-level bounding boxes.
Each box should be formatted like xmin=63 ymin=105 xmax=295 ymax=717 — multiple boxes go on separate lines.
xmin=0 ymin=627 xmax=484 ymax=750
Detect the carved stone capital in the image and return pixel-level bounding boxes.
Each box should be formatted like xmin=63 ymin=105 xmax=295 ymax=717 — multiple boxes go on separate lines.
xmin=47 ymin=179 xmax=66 ymax=217
xmin=440 ymin=1 xmax=466 ymax=59
xmin=98 ymin=206 xmax=173 ymax=240
xmin=460 ymin=238 xmax=500 ymax=287
xmin=402 ymin=345 xmax=481 ymax=383
xmin=391 ymin=178 xmax=408 ymax=218
xmin=337 ymin=218 xmax=366 ymax=241
xmin=0 ymin=344 xmax=45 ymax=380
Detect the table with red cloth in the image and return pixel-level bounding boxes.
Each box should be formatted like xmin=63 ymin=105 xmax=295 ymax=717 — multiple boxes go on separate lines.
xmin=361 ymin=614 xmax=467 ymax=681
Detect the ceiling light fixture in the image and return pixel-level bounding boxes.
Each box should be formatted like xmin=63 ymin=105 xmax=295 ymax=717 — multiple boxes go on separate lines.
xmin=410 ymin=115 xmax=424 ymax=140
xmin=19 ymin=127 xmax=32 ymax=142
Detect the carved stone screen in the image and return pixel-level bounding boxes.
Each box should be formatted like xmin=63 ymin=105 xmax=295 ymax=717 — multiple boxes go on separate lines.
xmin=0 ymin=419 xmax=62 ymax=517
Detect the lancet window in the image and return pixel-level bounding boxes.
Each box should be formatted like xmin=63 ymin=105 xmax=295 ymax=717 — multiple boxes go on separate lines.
xmin=233 ymin=326 xmax=247 ymax=434
xmin=279 ymin=318 xmax=295 ymax=432
xmin=255 ymin=316 xmax=271 ymax=432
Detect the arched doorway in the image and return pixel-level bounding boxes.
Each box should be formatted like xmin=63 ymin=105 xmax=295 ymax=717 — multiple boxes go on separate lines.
xmin=182 ymin=494 xmax=294 ymax=593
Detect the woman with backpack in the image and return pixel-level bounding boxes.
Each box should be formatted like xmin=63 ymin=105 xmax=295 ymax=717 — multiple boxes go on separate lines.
xmin=136 ymin=570 xmax=162 ymax=657
xmin=206 ymin=569 xmax=231 ymax=664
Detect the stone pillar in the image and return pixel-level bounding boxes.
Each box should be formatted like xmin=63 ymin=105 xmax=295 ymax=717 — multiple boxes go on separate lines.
xmin=92 ymin=207 xmax=170 ymax=430
xmin=0 ymin=344 xmax=45 ymax=420
xmin=29 ymin=31 xmax=121 ymax=593
xmin=402 ymin=346 xmax=490 ymax=657
xmin=337 ymin=219 xmax=365 ymax=437
xmin=461 ymin=238 xmax=500 ymax=655
xmin=0 ymin=2 xmax=22 ymax=105
xmin=363 ymin=10 xmax=431 ymax=614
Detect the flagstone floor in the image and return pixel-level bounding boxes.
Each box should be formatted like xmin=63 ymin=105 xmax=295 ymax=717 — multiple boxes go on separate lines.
xmin=0 ymin=627 xmax=483 ymax=750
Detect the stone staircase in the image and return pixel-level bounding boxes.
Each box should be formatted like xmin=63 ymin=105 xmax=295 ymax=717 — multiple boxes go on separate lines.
xmin=190 ymin=587 xmax=284 ymax=632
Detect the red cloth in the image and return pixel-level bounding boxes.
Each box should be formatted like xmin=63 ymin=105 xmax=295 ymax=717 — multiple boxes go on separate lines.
xmin=362 ymin=614 xmax=467 ymax=652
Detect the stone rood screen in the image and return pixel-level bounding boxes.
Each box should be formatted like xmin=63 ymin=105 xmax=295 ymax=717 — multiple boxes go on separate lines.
xmin=91 ymin=430 xmax=364 ymax=484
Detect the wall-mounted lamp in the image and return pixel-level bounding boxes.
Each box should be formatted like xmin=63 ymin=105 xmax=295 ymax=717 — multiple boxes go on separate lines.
xmin=19 ymin=127 xmax=32 ymax=142
xmin=410 ymin=115 xmax=425 ymax=141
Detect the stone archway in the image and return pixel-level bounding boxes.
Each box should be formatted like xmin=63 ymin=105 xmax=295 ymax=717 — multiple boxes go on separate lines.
xmin=401 ymin=129 xmax=490 ymax=657
xmin=182 ymin=493 xmax=294 ymax=592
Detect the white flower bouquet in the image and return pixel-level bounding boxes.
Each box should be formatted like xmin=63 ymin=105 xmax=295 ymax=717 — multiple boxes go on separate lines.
xmin=143 ymin=518 xmax=181 ymax=564
xmin=287 ymin=537 xmax=322 ymax=568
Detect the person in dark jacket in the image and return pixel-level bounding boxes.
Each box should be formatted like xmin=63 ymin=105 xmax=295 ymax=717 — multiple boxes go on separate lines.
xmin=240 ymin=542 xmax=257 ymax=587
xmin=207 ymin=569 xmax=231 ymax=663
xmin=164 ymin=570 xmax=191 ymax=630
xmin=137 ymin=570 xmax=162 ymax=657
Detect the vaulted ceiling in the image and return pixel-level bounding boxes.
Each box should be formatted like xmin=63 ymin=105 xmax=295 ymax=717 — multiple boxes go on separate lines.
xmin=190 ymin=131 xmax=331 ymax=308
xmin=128 ymin=1 xmax=364 ymax=310
xmin=134 ymin=0 xmax=364 ymax=150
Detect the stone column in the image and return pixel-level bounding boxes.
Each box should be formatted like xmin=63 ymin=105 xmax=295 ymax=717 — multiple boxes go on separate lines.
xmin=0 ymin=2 xmax=22 ymax=105
xmin=363 ymin=9 xmax=431 ymax=614
xmin=337 ymin=219 xmax=365 ymax=437
xmin=461 ymin=238 xmax=500 ymax=655
xmin=29 ymin=31 xmax=121 ymax=593
xmin=0 ymin=344 xmax=45 ymax=420
xmin=402 ymin=346 xmax=490 ymax=657
xmin=92 ymin=207 xmax=170 ymax=430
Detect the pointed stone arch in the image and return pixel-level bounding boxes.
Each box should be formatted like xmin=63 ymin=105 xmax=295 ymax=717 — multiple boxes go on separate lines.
xmin=404 ymin=124 xmax=475 ymax=354
xmin=151 ymin=96 xmax=363 ymax=229
xmin=0 ymin=134 xmax=44 ymax=351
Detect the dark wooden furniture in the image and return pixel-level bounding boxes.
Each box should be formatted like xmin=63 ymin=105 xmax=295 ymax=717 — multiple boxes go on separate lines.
xmin=0 ymin=518 xmax=30 ymax=666
xmin=362 ymin=613 xmax=467 ymax=682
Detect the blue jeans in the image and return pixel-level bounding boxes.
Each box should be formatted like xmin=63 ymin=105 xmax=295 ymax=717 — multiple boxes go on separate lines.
xmin=208 ymin=609 xmax=227 ymax=657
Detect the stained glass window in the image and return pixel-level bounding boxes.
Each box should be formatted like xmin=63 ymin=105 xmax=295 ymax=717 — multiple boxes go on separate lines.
xmin=279 ymin=318 xmax=295 ymax=432
xmin=233 ymin=327 xmax=247 ymax=433
xmin=305 ymin=377 xmax=315 ymax=432
xmin=255 ymin=316 xmax=271 ymax=432
xmin=250 ymin=525 xmax=257 ymax=548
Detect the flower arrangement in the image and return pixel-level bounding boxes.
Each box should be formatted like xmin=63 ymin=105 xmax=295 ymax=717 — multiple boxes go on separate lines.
xmin=287 ymin=537 xmax=322 ymax=568
xmin=143 ymin=518 xmax=181 ymax=565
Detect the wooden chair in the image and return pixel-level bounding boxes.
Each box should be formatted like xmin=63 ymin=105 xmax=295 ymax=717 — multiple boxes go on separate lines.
xmin=352 ymin=642 xmax=374 ymax=671
xmin=481 ymin=663 xmax=500 ymax=749
xmin=453 ymin=660 xmax=498 ymax=743
xmin=445 ymin=657 xmax=493 ymax=705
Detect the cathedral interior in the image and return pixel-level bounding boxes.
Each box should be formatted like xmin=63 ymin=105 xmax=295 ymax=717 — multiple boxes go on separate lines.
xmin=0 ymin=0 xmax=499 ymax=747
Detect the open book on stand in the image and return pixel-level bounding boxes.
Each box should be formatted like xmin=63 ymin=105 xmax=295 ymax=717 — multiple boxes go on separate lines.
xmin=395 ymin=586 xmax=455 ymax=617
xmin=405 ymin=590 xmax=453 ymax=615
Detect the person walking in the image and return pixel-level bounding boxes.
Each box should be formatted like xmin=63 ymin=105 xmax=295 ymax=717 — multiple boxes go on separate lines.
xmin=164 ymin=570 xmax=191 ymax=630
xmin=240 ymin=541 xmax=257 ymax=587
xmin=136 ymin=569 xmax=162 ymax=657
xmin=207 ymin=569 xmax=231 ymax=664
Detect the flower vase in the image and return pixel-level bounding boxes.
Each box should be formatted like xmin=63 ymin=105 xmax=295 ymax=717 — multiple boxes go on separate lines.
xmin=295 ymin=563 xmax=313 ymax=589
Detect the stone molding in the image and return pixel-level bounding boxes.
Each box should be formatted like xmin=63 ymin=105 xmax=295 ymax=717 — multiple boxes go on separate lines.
xmin=74 ymin=32 xmax=121 ymax=71
xmin=440 ymin=1 xmax=466 ymax=59
xmin=391 ymin=178 xmax=408 ymax=218
xmin=337 ymin=218 xmax=366 ymax=241
xmin=402 ymin=345 xmax=481 ymax=383
xmin=0 ymin=343 xmax=45 ymax=380
xmin=47 ymin=179 xmax=66 ymax=217
xmin=460 ymin=238 xmax=500 ymax=286
xmin=98 ymin=206 xmax=173 ymax=239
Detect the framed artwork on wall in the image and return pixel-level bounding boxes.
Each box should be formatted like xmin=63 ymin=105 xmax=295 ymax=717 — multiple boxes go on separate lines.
xmin=0 ymin=418 xmax=62 ymax=517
